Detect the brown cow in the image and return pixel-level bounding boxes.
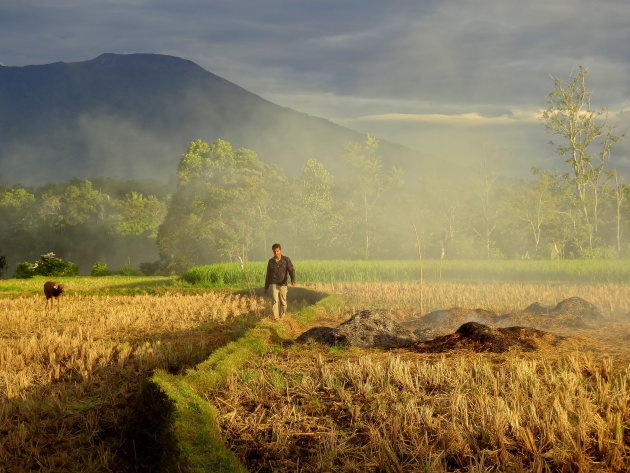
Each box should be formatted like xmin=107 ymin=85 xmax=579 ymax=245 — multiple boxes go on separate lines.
xmin=44 ymin=281 xmax=65 ymax=311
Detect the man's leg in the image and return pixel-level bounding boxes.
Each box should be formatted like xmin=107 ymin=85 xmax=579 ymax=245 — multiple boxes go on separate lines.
xmin=278 ymin=285 xmax=288 ymax=317
xmin=270 ymin=284 xmax=281 ymax=319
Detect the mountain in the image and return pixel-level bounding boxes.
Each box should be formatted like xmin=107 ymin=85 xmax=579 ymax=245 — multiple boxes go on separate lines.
xmin=0 ymin=53 xmax=423 ymax=185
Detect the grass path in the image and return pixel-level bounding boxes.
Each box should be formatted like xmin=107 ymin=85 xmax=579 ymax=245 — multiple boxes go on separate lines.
xmin=150 ymin=291 xmax=345 ymax=472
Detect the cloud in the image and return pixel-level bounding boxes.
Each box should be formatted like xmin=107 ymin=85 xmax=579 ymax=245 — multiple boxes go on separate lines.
xmin=0 ymin=0 xmax=628 ymax=179
xmin=349 ymin=109 xmax=543 ymax=126
xmin=1 ymin=0 xmax=628 ymax=110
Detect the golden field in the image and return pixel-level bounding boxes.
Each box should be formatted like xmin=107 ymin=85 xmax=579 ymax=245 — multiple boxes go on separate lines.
xmin=0 ymin=277 xmax=629 ymax=472
xmin=211 ymin=282 xmax=630 ymax=472
xmin=212 ymin=350 xmax=629 ymax=472
xmin=310 ymin=281 xmax=630 ymax=316
xmin=0 ymin=278 xmax=264 ymax=472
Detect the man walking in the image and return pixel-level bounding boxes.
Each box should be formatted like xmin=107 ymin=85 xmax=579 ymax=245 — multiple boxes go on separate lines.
xmin=264 ymin=243 xmax=296 ymax=319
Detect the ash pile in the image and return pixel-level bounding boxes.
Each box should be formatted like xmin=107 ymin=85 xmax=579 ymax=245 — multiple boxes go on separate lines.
xmin=295 ymin=309 xmax=418 ymax=349
xmin=295 ymin=297 xmax=602 ymax=353
xmin=408 ymin=321 xmax=566 ymax=353
xmin=402 ymin=296 xmax=603 ymax=336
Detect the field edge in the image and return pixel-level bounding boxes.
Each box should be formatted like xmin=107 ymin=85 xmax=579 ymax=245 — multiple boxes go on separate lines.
xmin=148 ymin=292 xmax=341 ymax=472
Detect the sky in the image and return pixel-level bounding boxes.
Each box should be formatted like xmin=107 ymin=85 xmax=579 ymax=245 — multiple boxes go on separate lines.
xmin=1 ymin=0 xmax=629 ymax=177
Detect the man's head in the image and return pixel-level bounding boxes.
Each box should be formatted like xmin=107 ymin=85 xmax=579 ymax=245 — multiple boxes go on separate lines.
xmin=272 ymin=243 xmax=282 ymax=259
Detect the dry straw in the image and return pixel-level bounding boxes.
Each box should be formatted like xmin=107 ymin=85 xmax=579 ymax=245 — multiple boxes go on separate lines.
xmin=309 ymin=281 xmax=630 ymax=316
xmin=0 ymin=291 xmax=264 ymax=472
xmin=212 ymin=350 xmax=629 ymax=472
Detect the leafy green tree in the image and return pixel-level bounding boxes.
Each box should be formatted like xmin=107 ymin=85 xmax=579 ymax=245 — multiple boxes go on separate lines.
xmin=113 ymin=192 xmax=167 ymax=238
xmin=0 ymin=188 xmax=37 ymax=270
xmin=0 ymin=187 xmax=36 ymax=211
xmin=542 ymin=66 xmax=624 ymax=249
xmin=158 ymin=139 xmax=271 ymax=272
xmin=0 ymin=178 xmax=169 ymax=273
xmin=36 ymin=181 xmax=111 ymax=269
xmin=341 ymin=134 xmax=404 ymax=259
xmin=0 ymin=188 xmax=37 ymax=233
xmin=288 ymin=159 xmax=346 ymax=258
xmin=43 ymin=180 xmax=108 ymax=227
xmin=544 ymin=176 xmax=591 ymax=257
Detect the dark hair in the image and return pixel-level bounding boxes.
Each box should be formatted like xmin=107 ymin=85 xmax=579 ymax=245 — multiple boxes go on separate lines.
xmin=272 ymin=243 xmax=282 ymax=250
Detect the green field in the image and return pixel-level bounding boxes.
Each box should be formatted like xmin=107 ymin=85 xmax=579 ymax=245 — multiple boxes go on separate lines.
xmin=183 ymin=259 xmax=630 ymax=286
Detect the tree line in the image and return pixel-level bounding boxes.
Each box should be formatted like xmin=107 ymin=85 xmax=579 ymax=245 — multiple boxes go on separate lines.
xmin=0 ymin=67 xmax=627 ymax=276
xmin=0 ymin=178 xmax=168 ymax=276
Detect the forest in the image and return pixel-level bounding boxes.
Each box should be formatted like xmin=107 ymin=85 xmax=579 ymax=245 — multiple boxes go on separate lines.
xmin=0 ymin=67 xmax=627 ymax=276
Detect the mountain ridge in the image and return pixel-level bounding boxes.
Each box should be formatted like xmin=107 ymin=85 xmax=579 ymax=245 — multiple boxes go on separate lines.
xmin=0 ymin=53 xmax=423 ymax=185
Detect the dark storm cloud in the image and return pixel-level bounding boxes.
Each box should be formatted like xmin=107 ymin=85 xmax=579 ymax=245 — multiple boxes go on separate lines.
xmin=344 ymin=0 xmax=630 ymax=107
xmin=1 ymin=0 xmax=627 ymax=105
xmin=0 ymin=0 xmax=628 ymax=175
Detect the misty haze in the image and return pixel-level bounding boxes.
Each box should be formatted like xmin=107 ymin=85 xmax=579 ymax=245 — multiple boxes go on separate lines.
xmin=1 ymin=54 xmax=628 ymax=274
xmin=1 ymin=1 xmax=629 ymax=471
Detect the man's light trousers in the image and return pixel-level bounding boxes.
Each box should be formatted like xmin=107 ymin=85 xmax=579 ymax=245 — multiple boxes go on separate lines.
xmin=270 ymin=284 xmax=288 ymax=319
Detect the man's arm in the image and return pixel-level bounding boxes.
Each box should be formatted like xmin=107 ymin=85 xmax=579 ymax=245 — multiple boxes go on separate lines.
xmin=264 ymin=259 xmax=272 ymax=292
xmin=286 ymin=257 xmax=296 ymax=286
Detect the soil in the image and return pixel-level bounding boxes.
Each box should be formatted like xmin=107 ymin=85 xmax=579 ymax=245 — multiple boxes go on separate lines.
xmin=295 ymin=309 xmax=418 ymax=348
xmin=523 ymin=296 xmax=602 ymax=319
xmin=409 ymin=321 xmax=566 ymax=353
xmin=293 ymin=297 xmax=628 ymax=358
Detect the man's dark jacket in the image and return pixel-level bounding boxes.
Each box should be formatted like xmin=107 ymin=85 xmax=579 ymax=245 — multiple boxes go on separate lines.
xmin=265 ymin=256 xmax=296 ymax=290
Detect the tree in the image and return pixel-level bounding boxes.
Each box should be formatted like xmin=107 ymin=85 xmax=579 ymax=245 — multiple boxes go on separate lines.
xmin=612 ymin=171 xmax=626 ymax=254
xmin=0 ymin=188 xmax=36 ymax=231
xmin=113 ymin=192 xmax=167 ymax=238
xmin=548 ymin=177 xmax=591 ymax=257
xmin=341 ymin=134 xmax=404 ymax=259
xmin=37 ymin=180 xmax=111 ymax=267
xmin=48 ymin=180 xmax=108 ymax=227
xmin=157 ymin=139 xmax=271 ymax=272
xmin=0 ymin=188 xmax=37 ymax=270
xmin=464 ymin=159 xmax=502 ymax=259
xmin=541 ymin=66 xmax=624 ymax=249
xmin=288 ymin=159 xmax=343 ymax=258
xmin=505 ymin=169 xmax=559 ymax=256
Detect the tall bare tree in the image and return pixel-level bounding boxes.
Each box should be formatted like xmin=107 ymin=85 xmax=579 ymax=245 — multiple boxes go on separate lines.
xmin=541 ymin=66 xmax=624 ymax=249
xmin=466 ymin=159 xmax=500 ymax=259
xmin=613 ymin=170 xmax=626 ymax=253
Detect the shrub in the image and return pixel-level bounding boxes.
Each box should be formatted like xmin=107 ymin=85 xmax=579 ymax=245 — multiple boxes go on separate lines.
xmin=14 ymin=261 xmax=36 ymax=279
xmin=14 ymin=252 xmax=78 ymax=279
xmin=118 ymin=264 xmax=143 ymax=276
xmin=34 ymin=252 xmax=78 ymax=277
xmin=91 ymin=261 xmax=111 ymax=276
xmin=0 ymin=255 xmax=6 ymax=278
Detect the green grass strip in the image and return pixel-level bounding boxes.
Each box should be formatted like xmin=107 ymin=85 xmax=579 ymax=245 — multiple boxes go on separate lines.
xmin=294 ymin=293 xmax=344 ymax=325
xmin=151 ymin=292 xmax=342 ymax=472
xmin=183 ymin=259 xmax=630 ymax=286
xmin=150 ymin=371 xmax=246 ymax=473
